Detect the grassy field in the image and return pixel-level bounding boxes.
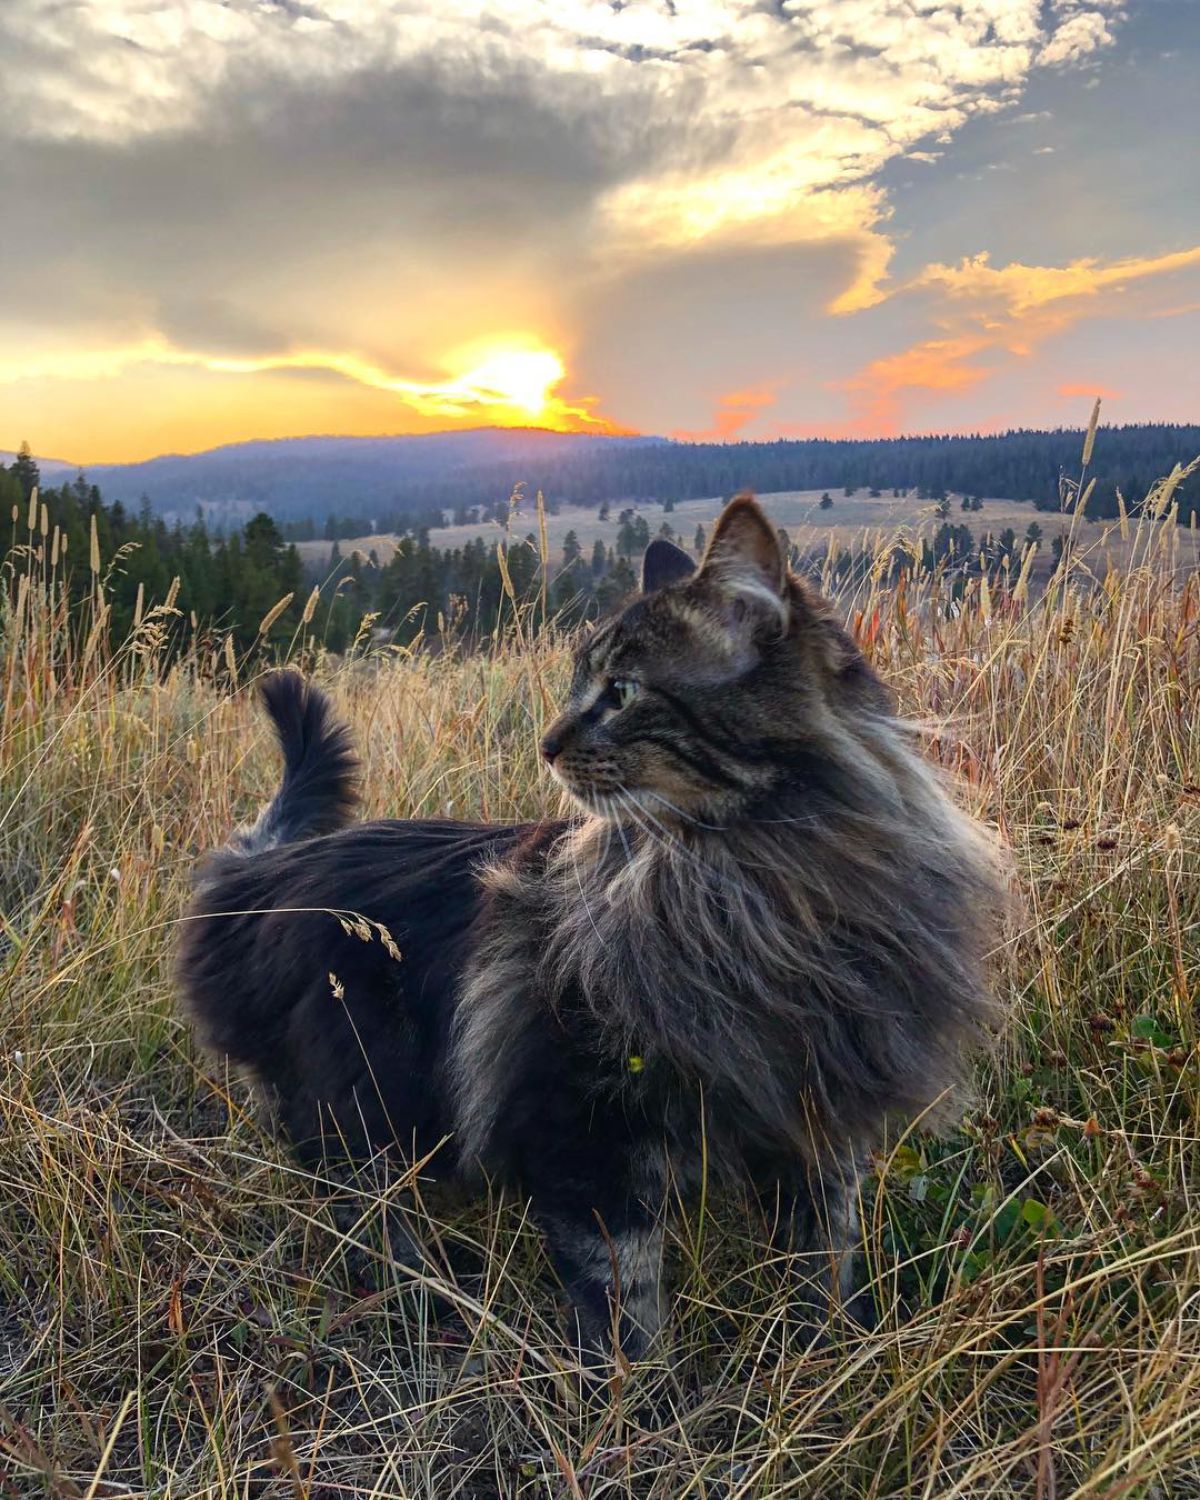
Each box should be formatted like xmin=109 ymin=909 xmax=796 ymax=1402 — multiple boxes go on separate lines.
xmin=297 ymin=488 xmax=1053 ymax=565
xmin=298 ymin=486 xmax=1200 ymax=602
xmin=2 ymin=458 xmax=1200 ymax=1496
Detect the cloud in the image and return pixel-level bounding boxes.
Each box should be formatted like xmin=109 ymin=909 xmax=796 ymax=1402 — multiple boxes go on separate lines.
xmin=0 ymin=338 xmax=621 ymax=433
xmin=1039 ymin=10 xmax=1118 ymax=67
xmin=837 ymin=245 xmax=1200 ymax=433
xmin=1 ymin=4 xmax=1131 ymax=275
xmin=2 ymin=2 xmax=1115 ymax=153
xmin=0 ymin=0 xmax=1142 ymax=456
xmin=839 ymin=337 xmax=995 ymax=434
xmin=1058 ymin=381 xmax=1122 ymax=399
xmin=911 ymin=246 xmax=1200 ymax=322
xmin=671 ymin=384 xmax=780 ymax=442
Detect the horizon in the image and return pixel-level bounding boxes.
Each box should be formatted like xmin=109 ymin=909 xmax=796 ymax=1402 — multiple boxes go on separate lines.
xmin=2 ymin=3 xmax=1198 ymax=463
xmin=14 ymin=414 xmax=1200 ymax=479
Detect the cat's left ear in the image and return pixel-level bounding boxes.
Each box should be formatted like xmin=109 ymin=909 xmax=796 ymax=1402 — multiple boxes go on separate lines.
xmin=641 ymin=537 xmax=696 ymax=593
xmin=699 ymin=492 xmax=789 ymax=628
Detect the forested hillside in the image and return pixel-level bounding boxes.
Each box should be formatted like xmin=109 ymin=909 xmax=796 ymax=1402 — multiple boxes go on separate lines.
xmin=1 ymin=448 xmax=308 ymax=654
xmin=83 ymin=429 xmax=660 ymax=528
xmin=365 ymin=424 xmax=1200 ymax=528
xmin=73 ymin=423 xmax=1200 ymax=530
xmin=0 ymin=445 xmax=641 ymax=655
xmin=0 ymin=443 xmax=1093 ymax=659
xmin=0 ymin=445 xmax=649 ymax=654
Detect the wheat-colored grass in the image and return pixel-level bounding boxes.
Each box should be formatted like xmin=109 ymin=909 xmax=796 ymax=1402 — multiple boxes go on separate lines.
xmin=1 ymin=464 xmax=1198 ymax=1498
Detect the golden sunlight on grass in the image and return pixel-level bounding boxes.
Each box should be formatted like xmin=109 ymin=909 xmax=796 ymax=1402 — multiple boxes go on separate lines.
xmin=1 ymin=454 xmax=1199 ymax=1494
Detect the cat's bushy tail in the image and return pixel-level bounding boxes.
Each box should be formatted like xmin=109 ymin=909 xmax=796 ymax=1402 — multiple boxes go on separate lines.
xmin=228 ymin=671 xmax=360 ymax=855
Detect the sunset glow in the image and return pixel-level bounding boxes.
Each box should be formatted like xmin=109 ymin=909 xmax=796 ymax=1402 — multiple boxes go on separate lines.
xmin=0 ymin=338 xmax=616 ymax=462
xmin=2 ymin=1 xmax=1197 ymax=462
xmin=450 ymin=349 xmax=564 ymax=418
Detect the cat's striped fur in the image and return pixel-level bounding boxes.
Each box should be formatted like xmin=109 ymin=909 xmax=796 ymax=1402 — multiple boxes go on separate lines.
xmin=178 ymin=493 xmax=1009 ymax=1365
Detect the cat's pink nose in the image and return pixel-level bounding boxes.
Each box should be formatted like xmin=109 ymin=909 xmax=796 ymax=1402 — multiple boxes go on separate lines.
xmin=540 ymin=729 xmax=565 ymax=763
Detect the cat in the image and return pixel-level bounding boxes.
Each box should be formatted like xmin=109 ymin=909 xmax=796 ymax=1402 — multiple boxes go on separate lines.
xmin=178 ymin=492 xmax=1008 ymax=1364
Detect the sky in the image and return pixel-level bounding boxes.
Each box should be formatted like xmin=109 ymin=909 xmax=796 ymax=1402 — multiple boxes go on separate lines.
xmin=1 ymin=0 xmax=1197 ymax=464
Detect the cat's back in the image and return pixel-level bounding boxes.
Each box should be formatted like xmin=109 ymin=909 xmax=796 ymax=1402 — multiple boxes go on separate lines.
xmin=178 ymin=817 xmax=560 ymax=1086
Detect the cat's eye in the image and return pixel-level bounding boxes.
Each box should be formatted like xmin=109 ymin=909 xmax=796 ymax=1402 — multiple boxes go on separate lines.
xmin=609 ymin=677 xmax=639 ymax=710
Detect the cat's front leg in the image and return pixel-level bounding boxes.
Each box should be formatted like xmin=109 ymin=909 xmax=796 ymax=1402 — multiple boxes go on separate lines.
xmin=534 ymin=1184 xmax=667 ymax=1368
xmin=757 ymin=1156 xmax=863 ymax=1320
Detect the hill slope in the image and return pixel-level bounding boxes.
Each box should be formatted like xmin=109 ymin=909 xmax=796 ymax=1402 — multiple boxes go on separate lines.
xmin=35 ymin=421 xmax=1200 ymax=528
xmin=84 ymin=429 xmax=665 ymax=524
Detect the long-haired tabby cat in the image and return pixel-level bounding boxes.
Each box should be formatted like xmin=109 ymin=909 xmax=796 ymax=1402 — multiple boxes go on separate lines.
xmin=179 ymin=493 xmax=1008 ymax=1363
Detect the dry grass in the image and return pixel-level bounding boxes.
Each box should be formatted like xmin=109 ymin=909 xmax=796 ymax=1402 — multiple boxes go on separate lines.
xmin=2 ymin=461 xmax=1199 ymax=1498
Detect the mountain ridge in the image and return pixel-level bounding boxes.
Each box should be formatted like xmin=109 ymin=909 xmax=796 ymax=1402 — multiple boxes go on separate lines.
xmin=72 ymin=427 xmax=664 ymax=523
xmin=11 ymin=421 xmax=1199 ymax=527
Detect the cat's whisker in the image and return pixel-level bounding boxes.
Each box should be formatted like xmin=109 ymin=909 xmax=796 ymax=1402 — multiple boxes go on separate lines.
xmin=641 ymin=787 xmax=825 ymax=837
xmin=636 ymin=789 xmax=726 ymax=833
xmin=569 ymin=822 xmax=606 ymax=948
xmin=610 ymin=783 xmax=670 ymax=851
xmin=617 ymin=783 xmax=759 ymax=906
xmin=612 ymin=803 xmax=636 ymax=872
xmin=635 ymin=790 xmax=811 ymax=881
xmin=612 ymin=786 xmax=750 ymax=919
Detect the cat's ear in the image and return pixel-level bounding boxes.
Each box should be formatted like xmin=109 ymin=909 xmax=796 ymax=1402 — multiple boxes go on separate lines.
xmin=641 ymin=537 xmax=696 ymax=593
xmin=699 ymin=492 xmax=788 ymax=627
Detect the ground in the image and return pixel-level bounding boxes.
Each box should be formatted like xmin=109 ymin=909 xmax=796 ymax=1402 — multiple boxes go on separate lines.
xmin=2 ymin=485 xmax=1199 ymax=1496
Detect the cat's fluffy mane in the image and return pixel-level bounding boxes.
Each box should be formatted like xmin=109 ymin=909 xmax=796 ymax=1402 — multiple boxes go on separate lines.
xmin=453 ymin=673 xmax=1008 ymax=1180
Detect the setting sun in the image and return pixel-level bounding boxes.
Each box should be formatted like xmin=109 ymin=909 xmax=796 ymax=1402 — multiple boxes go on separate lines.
xmin=453 ymin=349 xmax=565 ymax=418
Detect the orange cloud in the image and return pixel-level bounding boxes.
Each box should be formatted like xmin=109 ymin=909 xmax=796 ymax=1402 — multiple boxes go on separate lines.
xmin=671 ymin=384 xmax=780 ymax=442
xmin=838 ymin=337 xmax=993 ymax=435
xmin=837 ymin=245 xmax=1200 ymax=434
xmin=911 ymin=246 xmax=1200 ymax=322
xmin=1059 ymin=381 xmax=1122 ymax=400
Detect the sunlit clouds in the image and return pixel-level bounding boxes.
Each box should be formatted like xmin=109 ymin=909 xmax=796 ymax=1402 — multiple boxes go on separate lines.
xmin=911 ymin=247 xmax=1200 ymax=323
xmin=840 ymin=337 xmax=996 ymax=436
xmin=0 ymin=0 xmax=1194 ymax=458
xmin=671 ymin=384 xmax=782 ymax=443
xmin=838 ymin=246 xmax=1200 ymax=434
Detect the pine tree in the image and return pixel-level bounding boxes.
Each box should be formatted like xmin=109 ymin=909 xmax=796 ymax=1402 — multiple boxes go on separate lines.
xmin=10 ymin=441 xmax=39 ymax=501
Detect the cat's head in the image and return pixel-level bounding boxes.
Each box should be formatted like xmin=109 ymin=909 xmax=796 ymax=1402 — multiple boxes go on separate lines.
xmin=541 ymin=492 xmax=895 ymax=824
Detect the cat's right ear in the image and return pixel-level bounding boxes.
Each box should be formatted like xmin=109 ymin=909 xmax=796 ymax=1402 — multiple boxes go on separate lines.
xmin=641 ymin=537 xmax=696 ymax=593
xmin=698 ymin=491 xmax=789 ymax=631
